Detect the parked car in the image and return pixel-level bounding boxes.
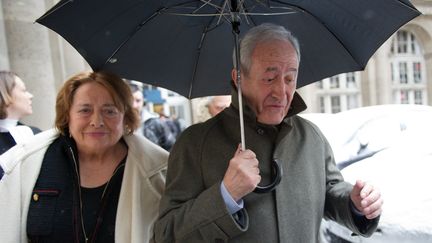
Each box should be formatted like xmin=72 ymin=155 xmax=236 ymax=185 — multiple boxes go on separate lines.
xmin=301 ymin=105 xmax=432 ymax=243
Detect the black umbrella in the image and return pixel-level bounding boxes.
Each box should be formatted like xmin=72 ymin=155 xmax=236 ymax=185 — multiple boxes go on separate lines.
xmin=36 ymin=0 xmax=420 ymax=98
xmin=36 ymin=0 xmax=420 ymax=192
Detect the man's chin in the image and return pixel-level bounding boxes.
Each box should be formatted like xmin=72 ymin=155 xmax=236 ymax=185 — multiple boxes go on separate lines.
xmin=257 ymin=117 xmax=284 ymax=125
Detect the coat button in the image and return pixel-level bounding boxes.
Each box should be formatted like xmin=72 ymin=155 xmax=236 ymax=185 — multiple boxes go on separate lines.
xmin=257 ymin=128 xmax=264 ymax=135
xmin=32 ymin=193 xmax=39 ymax=202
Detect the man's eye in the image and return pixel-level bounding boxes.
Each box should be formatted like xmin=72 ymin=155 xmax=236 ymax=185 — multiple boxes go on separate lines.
xmin=264 ymin=77 xmax=275 ymax=83
xmin=285 ymin=76 xmax=296 ymax=84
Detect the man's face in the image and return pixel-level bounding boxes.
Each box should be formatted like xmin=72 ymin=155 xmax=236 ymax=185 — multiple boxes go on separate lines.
xmin=234 ymin=39 xmax=299 ymax=125
xmin=208 ymin=95 xmax=231 ymax=117
xmin=132 ymin=90 xmax=144 ymax=114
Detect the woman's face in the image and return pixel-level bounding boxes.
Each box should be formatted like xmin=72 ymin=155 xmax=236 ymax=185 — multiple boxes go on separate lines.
xmin=7 ymin=76 xmax=33 ymax=119
xmin=68 ymin=82 xmax=125 ymax=154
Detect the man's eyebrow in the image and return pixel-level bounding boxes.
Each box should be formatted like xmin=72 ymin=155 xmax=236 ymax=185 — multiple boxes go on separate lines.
xmin=265 ymin=67 xmax=278 ymax=72
xmin=265 ymin=67 xmax=297 ymax=72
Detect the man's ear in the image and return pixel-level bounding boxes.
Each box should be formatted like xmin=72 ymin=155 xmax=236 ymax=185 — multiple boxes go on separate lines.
xmin=231 ymin=69 xmax=238 ymax=87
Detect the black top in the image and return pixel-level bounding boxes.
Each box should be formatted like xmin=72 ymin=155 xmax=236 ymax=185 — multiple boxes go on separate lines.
xmin=0 ymin=132 xmax=17 ymax=155
xmin=0 ymin=123 xmax=41 ymax=155
xmin=81 ymin=185 xmax=106 ymax=238
xmin=81 ymin=161 xmax=125 ymax=242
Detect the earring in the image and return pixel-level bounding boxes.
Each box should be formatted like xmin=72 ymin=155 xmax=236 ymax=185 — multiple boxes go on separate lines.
xmin=124 ymin=125 xmax=131 ymax=134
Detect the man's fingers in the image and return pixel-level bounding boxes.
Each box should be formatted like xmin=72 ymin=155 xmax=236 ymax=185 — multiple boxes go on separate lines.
xmin=253 ymin=166 xmax=260 ymax=175
xmin=360 ymin=182 xmax=374 ymax=199
xmin=364 ymin=198 xmax=383 ymax=219
xmin=234 ymin=144 xmax=242 ymax=156
xmin=361 ymin=188 xmax=381 ymax=207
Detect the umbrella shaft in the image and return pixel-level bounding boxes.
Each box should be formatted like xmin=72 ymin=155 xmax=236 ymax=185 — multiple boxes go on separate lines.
xmin=233 ymin=27 xmax=245 ymax=150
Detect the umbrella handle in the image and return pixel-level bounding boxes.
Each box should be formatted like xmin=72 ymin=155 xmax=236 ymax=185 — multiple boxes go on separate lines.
xmin=253 ymin=159 xmax=283 ymax=193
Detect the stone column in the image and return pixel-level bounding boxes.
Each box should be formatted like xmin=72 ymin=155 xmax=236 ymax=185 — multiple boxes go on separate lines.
xmin=362 ymin=57 xmax=375 ymax=106
xmin=3 ymin=0 xmax=59 ymax=130
xmin=48 ymin=31 xmax=88 ymax=88
xmin=0 ymin=0 xmax=10 ymax=69
xmin=374 ymin=40 xmax=393 ymax=105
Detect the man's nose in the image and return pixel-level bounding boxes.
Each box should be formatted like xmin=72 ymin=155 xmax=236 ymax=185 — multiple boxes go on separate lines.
xmin=272 ymin=78 xmax=286 ymax=99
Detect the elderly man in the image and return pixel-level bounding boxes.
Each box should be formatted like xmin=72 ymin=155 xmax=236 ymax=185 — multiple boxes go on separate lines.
xmin=207 ymin=95 xmax=232 ymax=117
xmin=154 ymin=23 xmax=382 ymax=242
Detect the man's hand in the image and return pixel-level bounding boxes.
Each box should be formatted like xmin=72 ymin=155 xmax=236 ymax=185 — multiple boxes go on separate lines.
xmin=223 ymin=144 xmax=261 ymax=202
xmin=350 ymin=180 xmax=383 ymax=219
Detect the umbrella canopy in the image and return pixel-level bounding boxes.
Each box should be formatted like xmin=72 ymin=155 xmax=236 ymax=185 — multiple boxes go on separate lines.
xmin=36 ymin=0 xmax=420 ymax=99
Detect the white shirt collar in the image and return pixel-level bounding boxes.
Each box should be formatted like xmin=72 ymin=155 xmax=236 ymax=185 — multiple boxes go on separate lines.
xmin=0 ymin=119 xmax=19 ymax=132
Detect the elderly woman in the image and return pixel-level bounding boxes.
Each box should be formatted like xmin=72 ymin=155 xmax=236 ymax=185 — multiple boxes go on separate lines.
xmin=0 ymin=71 xmax=40 ymax=155
xmin=0 ymin=71 xmax=168 ymax=242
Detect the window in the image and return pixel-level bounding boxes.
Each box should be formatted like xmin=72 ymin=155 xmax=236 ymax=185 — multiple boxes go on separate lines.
xmin=329 ymin=76 xmax=340 ymax=89
xmin=413 ymin=62 xmax=422 ymax=83
xmin=347 ymin=94 xmax=359 ymax=110
xmin=397 ymin=31 xmax=408 ymax=53
xmin=331 ymin=96 xmax=341 ymax=113
xmin=390 ymin=30 xmax=427 ymax=105
xmin=414 ymin=90 xmax=423 ymax=104
xmin=346 ymin=72 xmax=357 ymax=88
xmin=400 ymin=90 xmax=409 ymax=104
xmin=315 ymin=72 xmax=361 ymax=113
xmin=398 ymin=62 xmax=408 ymax=84
xmin=319 ymin=96 xmax=325 ymax=113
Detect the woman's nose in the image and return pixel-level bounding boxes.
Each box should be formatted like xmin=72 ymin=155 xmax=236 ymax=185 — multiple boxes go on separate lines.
xmin=90 ymin=113 xmax=104 ymax=127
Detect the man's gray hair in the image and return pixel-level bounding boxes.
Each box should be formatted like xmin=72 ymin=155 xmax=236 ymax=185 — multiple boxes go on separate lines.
xmin=233 ymin=23 xmax=301 ymax=76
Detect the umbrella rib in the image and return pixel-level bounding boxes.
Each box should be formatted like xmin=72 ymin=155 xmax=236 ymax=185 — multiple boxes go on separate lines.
xmin=188 ymin=19 xmax=221 ymax=98
xmin=36 ymin=0 xmax=73 ymax=21
xmin=104 ymin=10 xmax=162 ymax=66
xmin=396 ymin=0 xmax=422 ymax=12
xmin=163 ymin=11 xmax=295 ymax=16
xmin=194 ymin=0 xmax=223 ymax=14
xmin=163 ymin=0 xmax=295 ymax=17
xmin=216 ymin=0 xmax=231 ymax=25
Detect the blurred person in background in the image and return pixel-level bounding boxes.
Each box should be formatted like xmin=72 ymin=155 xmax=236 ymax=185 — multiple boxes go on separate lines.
xmin=0 ymin=71 xmax=41 ymax=154
xmin=127 ymin=80 xmax=175 ymax=151
xmin=0 ymin=71 xmax=168 ymax=242
xmin=127 ymin=80 xmax=159 ymax=143
xmin=206 ymin=95 xmax=232 ymax=117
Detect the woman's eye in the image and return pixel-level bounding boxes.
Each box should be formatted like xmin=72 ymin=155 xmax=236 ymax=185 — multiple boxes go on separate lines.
xmin=104 ymin=108 xmax=118 ymax=116
xmin=78 ymin=108 xmax=91 ymax=114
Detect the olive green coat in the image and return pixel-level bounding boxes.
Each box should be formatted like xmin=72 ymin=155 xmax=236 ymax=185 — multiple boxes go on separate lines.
xmin=154 ymin=90 xmax=378 ymax=243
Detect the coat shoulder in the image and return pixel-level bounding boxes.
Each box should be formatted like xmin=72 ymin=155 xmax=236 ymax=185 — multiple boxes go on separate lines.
xmin=123 ymin=134 xmax=168 ymax=177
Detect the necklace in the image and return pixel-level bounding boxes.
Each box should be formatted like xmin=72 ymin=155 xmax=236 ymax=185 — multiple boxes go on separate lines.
xmin=79 ymin=163 xmax=125 ymax=243
xmin=69 ymin=147 xmax=125 ymax=243
xmin=79 ymin=182 xmax=110 ymax=243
